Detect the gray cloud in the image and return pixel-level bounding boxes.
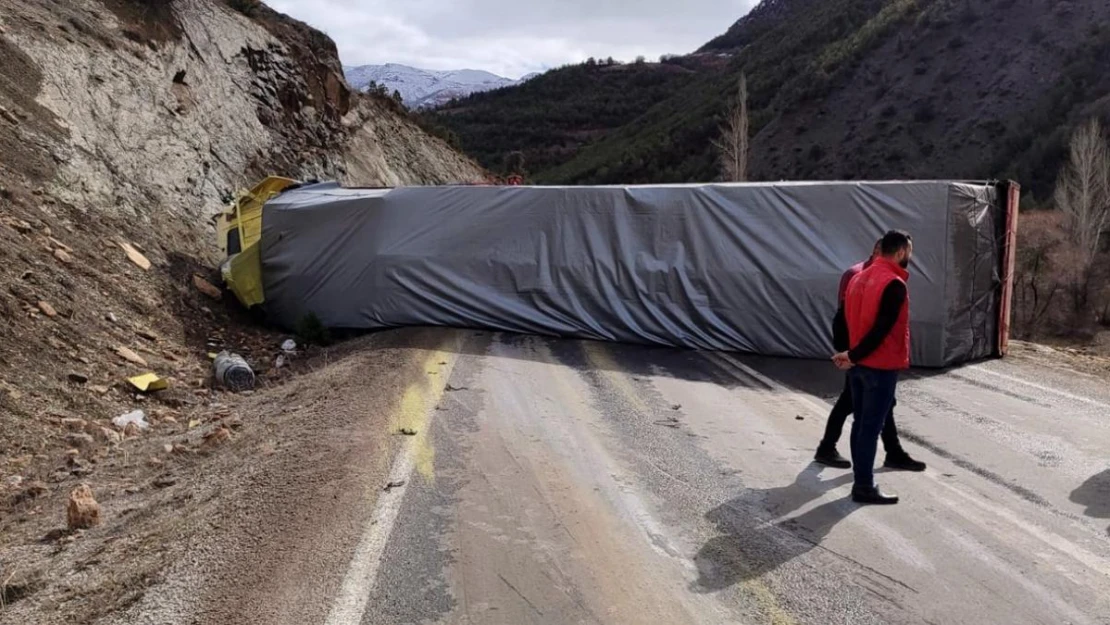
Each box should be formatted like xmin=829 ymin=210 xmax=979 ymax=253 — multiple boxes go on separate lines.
xmin=267 ymin=0 xmax=756 ymax=78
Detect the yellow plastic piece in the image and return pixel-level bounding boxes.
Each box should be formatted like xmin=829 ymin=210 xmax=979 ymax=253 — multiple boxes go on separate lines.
xmin=214 ymin=176 xmax=299 ymax=308
xmin=128 ymin=373 xmax=168 ymax=392
xmin=221 ymin=239 xmax=265 ymax=308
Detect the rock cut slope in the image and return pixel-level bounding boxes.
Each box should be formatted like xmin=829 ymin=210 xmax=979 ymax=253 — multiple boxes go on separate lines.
xmin=0 ymin=1 xmax=482 ymax=620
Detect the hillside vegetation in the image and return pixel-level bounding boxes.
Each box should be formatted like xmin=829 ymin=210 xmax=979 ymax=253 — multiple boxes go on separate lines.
xmin=421 ymin=59 xmax=703 ymax=176
xmin=428 ymin=0 xmax=1110 ymax=203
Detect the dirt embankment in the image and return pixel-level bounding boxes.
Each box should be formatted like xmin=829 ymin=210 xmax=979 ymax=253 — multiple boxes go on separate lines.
xmin=0 ymin=0 xmax=483 ymax=620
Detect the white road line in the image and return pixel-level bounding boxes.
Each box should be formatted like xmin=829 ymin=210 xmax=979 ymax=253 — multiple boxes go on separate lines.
xmin=713 ymin=352 xmax=1110 ymax=576
xmin=323 ymin=440 xmax=417 ymax=625
xmin=324 ymin=341 xmax=462 ymax=625
xmin=965 ymin=365 xmax=1110 ymax=410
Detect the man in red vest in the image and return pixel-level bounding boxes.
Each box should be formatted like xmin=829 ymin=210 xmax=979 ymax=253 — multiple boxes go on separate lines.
xmin=834 ymin=230 xmax=914 ymax=505
xmin=816 ymin=240 xmax=925 ymax=473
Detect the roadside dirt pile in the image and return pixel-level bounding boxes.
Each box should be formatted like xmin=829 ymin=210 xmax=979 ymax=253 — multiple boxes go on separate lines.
xmin=0 ymin=0 xmax=483 ymax=620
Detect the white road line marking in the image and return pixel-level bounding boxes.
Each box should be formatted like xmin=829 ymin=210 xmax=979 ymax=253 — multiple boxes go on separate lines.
xmin=325 ymin=342 xmax=461 ymax=625
xmin=712 ymin=352 xmax=1110 ymax=576
xmin=966 ymin=365 xmax=1110 ymax=410
xmin=323 ymin=440 xmax=417 ymax=625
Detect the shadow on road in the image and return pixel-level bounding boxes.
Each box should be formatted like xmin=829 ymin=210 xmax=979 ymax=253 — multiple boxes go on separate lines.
xmin=425 ymin=329 xmax=960 ymax=399
xmin=1070 ymin=469 xmax=1110 ymax=534
xmin=691 ymin=464 xmax=857 ymax=592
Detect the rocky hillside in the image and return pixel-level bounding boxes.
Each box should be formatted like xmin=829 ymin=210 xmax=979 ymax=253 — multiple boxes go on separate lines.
xmin=429 ymin=0 xmax=1110 ymax=202
xmin=0 ymin=1 xmax=482 ymax=619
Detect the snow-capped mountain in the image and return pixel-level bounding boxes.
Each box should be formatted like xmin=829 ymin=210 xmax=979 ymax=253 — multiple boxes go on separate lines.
xmin=343 ymin=63 xmax=538 ymax=109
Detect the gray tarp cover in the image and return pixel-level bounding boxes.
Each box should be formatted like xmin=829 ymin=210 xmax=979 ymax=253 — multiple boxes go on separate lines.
xmin=260 ymin=181 xmax=1004 ymax=367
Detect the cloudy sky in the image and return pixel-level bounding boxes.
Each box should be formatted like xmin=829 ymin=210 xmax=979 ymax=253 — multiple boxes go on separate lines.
xmin=267 ymin=0 xmax=757 ymax=79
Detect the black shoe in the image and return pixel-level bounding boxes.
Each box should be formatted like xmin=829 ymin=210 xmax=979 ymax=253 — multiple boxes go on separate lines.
xmin=852 ymin=486 xmax=900 ymax=505
xmin=884 ymin=453 xmax=926 ymax=472
xmin=814 ymin=446 xmax=851 ymax=469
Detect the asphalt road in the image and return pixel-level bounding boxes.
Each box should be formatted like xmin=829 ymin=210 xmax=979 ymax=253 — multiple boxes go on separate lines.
xmin=318 ymin=329 xmax=1110 ymax=625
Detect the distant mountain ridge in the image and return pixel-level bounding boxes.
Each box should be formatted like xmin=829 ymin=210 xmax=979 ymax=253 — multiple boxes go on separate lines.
xmin=343 ymin=63 xmax=538 ymax=108
xmin=422 ymin=0 xmax=1110 ymax=201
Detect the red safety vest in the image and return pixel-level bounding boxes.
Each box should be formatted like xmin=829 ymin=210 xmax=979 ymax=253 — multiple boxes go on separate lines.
xmin=845 ymin=258 xmax=910 ymax=370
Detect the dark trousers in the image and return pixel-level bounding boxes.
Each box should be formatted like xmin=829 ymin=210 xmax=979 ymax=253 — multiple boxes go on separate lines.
xmin=847 ymin=366 xmax=900 ymax=489
xmin=819 ymin=375 xmax=904 ymax=455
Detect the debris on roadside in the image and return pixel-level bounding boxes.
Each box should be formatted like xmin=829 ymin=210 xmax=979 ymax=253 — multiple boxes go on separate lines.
xmin=115 ymin=346 xmax=148 ymax=366
xmin=127 ymin=373 xmax=168 ymax=393
xmin=213 ymin=351 xmax=255 ymax=391
xmin=281 ymin=339 xmax=297 ymax=352
xmin=398 ymin=428 xmax=417 ymax=436
xmin=193 ymin=274 xmax=222 ymax=300
xmin=654 ymin=417 xmax=680 ymax=429
xmin=65 ymin=433 xmax=95 ymax=449
xmin=66 ymin=484 xmax=101 ymax=530
xmin=384 ymin=480 xmax=406 ymax=492
xmin=119 ymin=241 xmax=151 ymax=270
xmin=61 ymin=418 xmax=88 ymax=431
xmin=67 ymin=372 xmax=89 ymax=384
xmin=112 ymin=409 xmax=149 ymax=431
xmin=4 ymin=217 xmax=33 ymax=233
xmin=795 ymin=415 xmax=805 ymax=421
xmin=37 ymin=301 xmax=57 ymax=317
xmin=203 ymin=427 xmax=232 ymax=447
xmin=12 ymin=481 xmax=48 ymax=505
xmin=97 ymin=427 xmax=122 ymax=445
xmin=445 ymin=384 xmax=468 ymax=392
xmin=49 ymin=236 xmax=72 ymax=253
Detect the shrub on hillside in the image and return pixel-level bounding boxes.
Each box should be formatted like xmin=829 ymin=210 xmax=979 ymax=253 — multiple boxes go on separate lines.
xmin=228 ymin=0 xmax=261 ymax=16
xmin=1014 ymin=209 xmax=1110 ymax=338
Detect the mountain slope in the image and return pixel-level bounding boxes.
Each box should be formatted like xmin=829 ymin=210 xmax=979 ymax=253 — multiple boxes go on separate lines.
xmin=550 ymin=0 xmax=1110 ymax=199
xmin=431 ymin=0 xmax=1110 ymax=201
xmin=344 ymin=63 xmax=530 ymax=108
xmin=420 ymin=58 xmax=707 ymax=176
xmin=0 ymin=1 xmax=482 ymax=620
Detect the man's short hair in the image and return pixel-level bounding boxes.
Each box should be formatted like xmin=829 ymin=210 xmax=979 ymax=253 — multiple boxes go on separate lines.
xmin=880 ymin=230 xmax=912 ymax=256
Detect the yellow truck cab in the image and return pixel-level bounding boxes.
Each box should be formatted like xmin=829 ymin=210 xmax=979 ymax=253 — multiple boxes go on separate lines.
xmin=213 ymin=176 xmax=299 ymax=308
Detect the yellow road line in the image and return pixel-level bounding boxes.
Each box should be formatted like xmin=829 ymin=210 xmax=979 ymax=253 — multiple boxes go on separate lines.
xmin=325 ymin=332 xmax=464 ymax=625
xmin=391 ymin=345 xmax=461 ymax=484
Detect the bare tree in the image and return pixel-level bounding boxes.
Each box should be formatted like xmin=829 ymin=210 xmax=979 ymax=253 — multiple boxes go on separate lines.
xmin=1054 ymin=118 xmax=1110 ymax=316
xmin=714 ymin=73 xmax=750 ymax=182
xmin=1055 ymin=118 xmax=1110 ymax=264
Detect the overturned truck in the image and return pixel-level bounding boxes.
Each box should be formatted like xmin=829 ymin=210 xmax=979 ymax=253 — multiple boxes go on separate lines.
xmin=217 ymin=179 xmax=1020 ymax=368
